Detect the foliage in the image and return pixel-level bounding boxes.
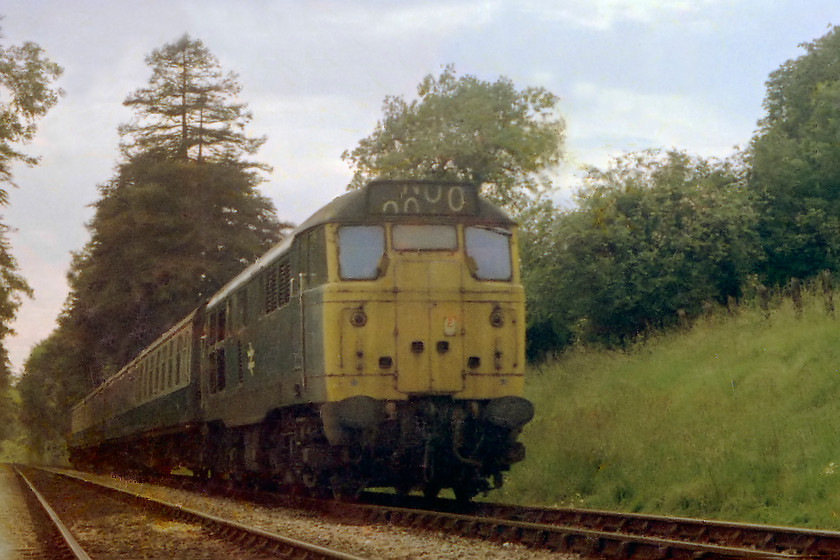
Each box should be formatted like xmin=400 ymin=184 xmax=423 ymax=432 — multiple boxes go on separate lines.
xmin=342 ymin=65 xmax=564 ymax=212
xmin=66 ymin=157 xmax=284 ymax=377
xmin=18 ymin=35 xmax=286 ymax=452
xmin=0 ymin=225 xmax=32 ymax=379
xmin=17 ymin=332 xmax=87 ymax=461
xmin=0 ymin=25 xmax=61 ymax=379
xmin=749 ymin=25 xmax=840 ymax=285
xmin=499 ymin=289 xmax=840 ymax=529
xmin=517 ymin=195 xmax=577 ymax=359
xmin=0 ymin=26 xmax=61 ymax=446
xmin=523 ymin=150 xmax=758 ymax=354
xmin=119 ymin=34 xmax=266 ymax=166
xmin=0 ymin=29 xmax=63 ymax=188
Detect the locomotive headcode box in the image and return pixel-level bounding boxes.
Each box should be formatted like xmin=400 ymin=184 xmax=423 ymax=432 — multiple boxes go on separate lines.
xmin=367 ymin=181 xmax=479 ymax=216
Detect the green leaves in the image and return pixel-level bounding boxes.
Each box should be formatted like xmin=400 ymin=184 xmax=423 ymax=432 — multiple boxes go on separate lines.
xmin=0 ymin=28 xmax=62 ymax=451
xmin=119 ymin=34 xmax=266 ymax=166
xmin=24 ymin=35 xmax=286 ymax=400
xmin=0 ymin=37 xmax=63 ymax=189
xmin=342 ymin=65 xmax=564 ymax=213
xmin=523 ymin=150 xmax=758 ymax=353
xmin=67 ymin=157 xmax=286 ymax=380
xmin=750 ymin=25 xmax=840 ymax=284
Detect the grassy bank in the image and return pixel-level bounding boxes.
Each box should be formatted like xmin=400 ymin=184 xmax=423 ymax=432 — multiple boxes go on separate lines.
xmin=498 ymin=293 xmax=840 ymax=529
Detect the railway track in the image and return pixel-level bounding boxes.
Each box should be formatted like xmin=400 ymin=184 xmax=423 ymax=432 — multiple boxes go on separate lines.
xmin=466 ymin=501 xmax=840 ymax=558
xmin=33 ymin=467 xmax=840 ymax=558
xmin=347 ymin=493 xmax=837 ymax=559
xmin=15 ymin=466 xmax=367 ymax=560
xmin=12 ymin=465 xmax=90 ymax=559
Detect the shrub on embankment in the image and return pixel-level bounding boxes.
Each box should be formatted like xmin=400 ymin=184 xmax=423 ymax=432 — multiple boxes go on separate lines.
xmin=500 ymin=290 xmax=840 ymax=529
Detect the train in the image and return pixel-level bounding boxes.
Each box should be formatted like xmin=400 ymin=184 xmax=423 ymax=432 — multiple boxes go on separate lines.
xmin=68 ymin=179 xmax=533 ymax=500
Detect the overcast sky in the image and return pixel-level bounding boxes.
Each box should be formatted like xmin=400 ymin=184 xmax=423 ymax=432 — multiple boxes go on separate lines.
xmin=1 ymin=0 xmax=837 ymax=374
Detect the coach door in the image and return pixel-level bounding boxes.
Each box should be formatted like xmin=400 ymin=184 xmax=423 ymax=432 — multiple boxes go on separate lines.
xmin=393 ymin=225 xmax=464 ymax=394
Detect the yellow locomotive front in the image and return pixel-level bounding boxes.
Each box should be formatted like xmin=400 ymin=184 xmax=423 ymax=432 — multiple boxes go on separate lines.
xmin=318 ymin=181 xmax=533 ymax=498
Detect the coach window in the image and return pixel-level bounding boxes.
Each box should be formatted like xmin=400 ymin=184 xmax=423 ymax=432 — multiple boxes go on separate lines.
xmin=166 ymin=341 xmax=174 ymax=388
xmin=337 ymin=225 xmax=385 ymax=280
xmin=143 ymin=361 xmax=149 ymax=399
xmin=152 ymin=352 xmax=159 ymax=394
xmin=465 ymin=226 xmax=513 ymax=281
xmin=175 ymin=336 xmax=182 ymax=385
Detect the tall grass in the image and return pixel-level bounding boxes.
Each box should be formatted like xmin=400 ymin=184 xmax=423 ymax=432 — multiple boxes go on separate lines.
xmin=498 ymin=290 xmax=840 ymax=529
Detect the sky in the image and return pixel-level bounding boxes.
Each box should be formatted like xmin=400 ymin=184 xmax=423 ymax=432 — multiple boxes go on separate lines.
xmin=0 ymin=0 xmax=837 ymax=374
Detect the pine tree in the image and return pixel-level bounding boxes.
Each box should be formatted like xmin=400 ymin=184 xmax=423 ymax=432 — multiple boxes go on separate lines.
xmin=45 ymin=35 xmax=287 ymax=384
xmin=119 ymin=34 xmax=265 ymax=165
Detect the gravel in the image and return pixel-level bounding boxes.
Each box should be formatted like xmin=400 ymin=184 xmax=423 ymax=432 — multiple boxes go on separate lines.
xmin=73 ymin=470 xmax=577 ymax=559
xmin=0 ymin=465 xmax=50 ymax=559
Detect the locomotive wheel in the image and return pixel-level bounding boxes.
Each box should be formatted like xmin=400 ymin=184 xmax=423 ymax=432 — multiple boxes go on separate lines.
xmin=329 ymin=470 xmax=364 ymax=501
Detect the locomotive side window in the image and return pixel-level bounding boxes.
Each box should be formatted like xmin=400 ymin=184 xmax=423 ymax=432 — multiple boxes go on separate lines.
xmin=392 ymin=225 xmax=457 ymax=251
xmin=465 ymin=226 xmax=513 ymax=281
xmin=338 ymin=226 xmax=385 ymax=280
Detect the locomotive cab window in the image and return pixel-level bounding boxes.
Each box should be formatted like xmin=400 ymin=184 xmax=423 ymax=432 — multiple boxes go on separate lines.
xmin=392 ymin=224 xmax=457 ymax=251
xmin=337 ymin=225 xmax=385 ymax=280
xmin=465 ymin=226 xmax=513 ymax=281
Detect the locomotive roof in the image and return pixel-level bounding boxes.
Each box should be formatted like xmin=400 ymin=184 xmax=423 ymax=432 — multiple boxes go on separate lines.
xmin=206 ymin=180 xmax=514 ymax=309
xmin=296 ymin=180 xmax=515 ymax=230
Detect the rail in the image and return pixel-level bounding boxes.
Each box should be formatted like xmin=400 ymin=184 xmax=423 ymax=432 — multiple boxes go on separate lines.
xmin=31 ymin=467 xmax=369 ymax=560
xmin=346 ymin=493 xmax=827 ymax=558
xmin=13 ymin=465 xmax=92 ymax=560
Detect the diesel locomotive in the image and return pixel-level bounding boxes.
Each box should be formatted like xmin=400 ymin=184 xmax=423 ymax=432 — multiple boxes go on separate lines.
xmin=68 ymin=179 xmax=533 ymax=499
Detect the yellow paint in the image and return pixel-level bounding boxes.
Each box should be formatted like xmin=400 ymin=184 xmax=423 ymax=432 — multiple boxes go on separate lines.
xmin=321 ymin=223 xmax=526 ymax=403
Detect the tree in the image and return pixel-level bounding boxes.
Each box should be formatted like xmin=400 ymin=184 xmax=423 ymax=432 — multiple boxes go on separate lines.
xmin=67 ymin=157 xmax=284 ymax=374
xmin=342 ymin=65 xmax=564 ymax=212
xmin=25 ymin=35 xmax=286 ymax=401
xmin=0 ymin=26 xmax=61 ymax=392
xmin=17 ymin=332 xmax=89 ymax=461
xmin=119 ymin=34 xmax=265 ymax=165
xmin=524 ymin=150 xmax=758 ymax=353
xmin=0 ymin=26 xmax=63 ymax=188
xmin=749 ymin=25 xmax=840 ymax=285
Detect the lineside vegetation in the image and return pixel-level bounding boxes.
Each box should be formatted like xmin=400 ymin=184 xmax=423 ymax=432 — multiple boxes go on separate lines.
xmin=498 ymin=287 xmax=840 ymax=529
